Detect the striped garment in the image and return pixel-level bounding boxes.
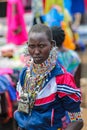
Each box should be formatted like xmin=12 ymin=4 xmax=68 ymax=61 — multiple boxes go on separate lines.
xmin=14 ymin=63 xmax=82 ymax=130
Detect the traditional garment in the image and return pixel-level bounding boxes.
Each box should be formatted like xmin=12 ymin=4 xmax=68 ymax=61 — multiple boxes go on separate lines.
xmin=7 ymin=0 xmax=28 ymax=45
xmin=14 ymin=48 xmax=82 ymax=130
xmin=57 ymin=50 xmax=81 ymax=75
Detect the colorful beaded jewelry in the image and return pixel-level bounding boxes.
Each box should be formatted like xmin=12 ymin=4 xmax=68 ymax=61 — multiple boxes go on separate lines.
xmin=23 ymin=47 xmax=58 ymax=113
xmin=68 ymin=112 xmax=82 ymax=122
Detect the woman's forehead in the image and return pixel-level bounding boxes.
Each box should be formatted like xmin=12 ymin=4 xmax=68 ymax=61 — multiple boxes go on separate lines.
xmin=29 ymin=32 xmax=49 ymax=41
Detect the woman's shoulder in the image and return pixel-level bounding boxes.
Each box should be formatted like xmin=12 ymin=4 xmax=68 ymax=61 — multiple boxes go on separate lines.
xmin=56 ymin=71 xmax=77 ymax=88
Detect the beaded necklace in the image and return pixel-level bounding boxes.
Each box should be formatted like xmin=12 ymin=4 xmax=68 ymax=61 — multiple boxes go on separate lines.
xmin=24 ymin=47 xmax=58 ymax=113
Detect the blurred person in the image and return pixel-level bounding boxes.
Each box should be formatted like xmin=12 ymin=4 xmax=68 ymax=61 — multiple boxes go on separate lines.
xmin=14 ymin=24 xmax=83 ymax=130
xmin=71 ymin=0 xmax=85 ymax=30
xmin=63 ymin=1 xmax=86 ymax=52
xmin=51 ymin=26 xmax=82 ymax=129
xmin=53 ymin=4 xmax=76 ymax=50
xmin=6 ymin=0 xmax=28 ymax=45
xmin=43 ymin=4 xmax=76 ymax=50
xmin=50 ymin=4 xmax=85 ymax=52
xmin=51 ymin=26 xmax=81 ymax=87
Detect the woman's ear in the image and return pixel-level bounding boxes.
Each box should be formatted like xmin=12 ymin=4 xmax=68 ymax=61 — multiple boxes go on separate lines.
xmin=51 ymin=40 xmax=56 ymax=47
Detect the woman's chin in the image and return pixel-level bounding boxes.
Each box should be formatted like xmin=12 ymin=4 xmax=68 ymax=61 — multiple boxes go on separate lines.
xmin=34 ymin=59 xmax=43 ymax=64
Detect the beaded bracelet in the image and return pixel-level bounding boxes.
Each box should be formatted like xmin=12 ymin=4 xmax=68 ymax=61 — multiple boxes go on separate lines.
xmin=68 ymin=112 xmax=82 ymax=122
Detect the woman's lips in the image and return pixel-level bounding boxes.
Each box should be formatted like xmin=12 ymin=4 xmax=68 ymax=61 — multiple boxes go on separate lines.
xmin=34 ymin=57 xmax=42 ymax=60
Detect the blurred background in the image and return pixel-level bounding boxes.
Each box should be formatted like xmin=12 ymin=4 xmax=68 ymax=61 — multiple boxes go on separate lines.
xmin=0 ymin=0 xmax=87 ymax=130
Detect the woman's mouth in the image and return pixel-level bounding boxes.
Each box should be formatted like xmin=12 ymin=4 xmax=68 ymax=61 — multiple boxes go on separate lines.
xmin=33 ymin=57 xmax=43 ymax=63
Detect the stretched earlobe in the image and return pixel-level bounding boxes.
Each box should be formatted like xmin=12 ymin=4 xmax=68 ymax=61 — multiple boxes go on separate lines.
xmin=51 ymin=40 xmax=56 ymax=47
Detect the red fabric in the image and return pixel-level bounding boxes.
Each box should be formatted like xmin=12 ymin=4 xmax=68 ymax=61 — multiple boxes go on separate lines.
xmin=56 ymin=73 xmax=77 ymax=89
xmin=2 ymin=91 xmax=13 ymax=123
xmin=43 ymin=0 xmax=45 ymax=10
xmin=56 ymin=72 xmax=81 ymax=101
xmin=84 ymin=0 xmax=87 ymax=11
xmin=35 ymin=93 xmax=56 ymax=105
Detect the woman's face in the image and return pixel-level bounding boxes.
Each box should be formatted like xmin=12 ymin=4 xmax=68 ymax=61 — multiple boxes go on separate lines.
xmin=28 ymin=32 xmax=52 ymax=64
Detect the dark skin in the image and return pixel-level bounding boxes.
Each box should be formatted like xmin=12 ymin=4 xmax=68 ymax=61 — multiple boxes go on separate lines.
xmin=28 ymin=32 xmax=53 ymax=64
xmin=27 ymin=31 xmax=84 ymax=130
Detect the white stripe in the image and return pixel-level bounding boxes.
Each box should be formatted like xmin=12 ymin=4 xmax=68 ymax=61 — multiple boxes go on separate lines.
xmin=57 ymin=85 xmax=81 ymax=96
xmin=36 ymin=77 xmax=57 ymax=99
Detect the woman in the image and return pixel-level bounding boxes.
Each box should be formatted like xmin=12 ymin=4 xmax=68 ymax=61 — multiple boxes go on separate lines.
xmin=51 ymin=26 xmax=81 ymax=87
xmin=14 ymin=24 xmax=83 ymax=130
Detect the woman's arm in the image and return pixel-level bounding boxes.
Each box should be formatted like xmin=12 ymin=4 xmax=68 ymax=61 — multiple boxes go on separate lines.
xmin=74 ymin=63 xmax=81 ymax=88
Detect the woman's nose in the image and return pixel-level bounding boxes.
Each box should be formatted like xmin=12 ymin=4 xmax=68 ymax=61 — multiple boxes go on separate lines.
xmin=34 ymin=47 xmax=40 ymax=54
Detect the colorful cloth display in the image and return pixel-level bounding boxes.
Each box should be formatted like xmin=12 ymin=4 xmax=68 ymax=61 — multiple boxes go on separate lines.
xmin=7 ymin=0 xmax=28 ymax=45
xmin=57 ymin=50 xmax=81 ymax=75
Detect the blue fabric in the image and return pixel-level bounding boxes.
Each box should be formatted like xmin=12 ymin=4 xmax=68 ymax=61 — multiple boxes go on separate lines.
xmin=71 ymin=0 xmax=85 ymax=14
xmin=0 ymin=75 xmax=16 ymax=101
xmin=61 ymin=96 xmax=81 ymax=112
xmin=64 ymin=0 xmax=72 ymax=13
xmin=14 ymin=111 xmax=29 ymax=128
xmin=7 ymin=84 xmax=17 ymax=101
xmin=14 ymin=98 xmax=65 ymax=129
xmin=0 ymin=75 xmax=9 ymax=92
xmin=77 ymin=40 xmax=86 ymax=52
xmin=19 ymin=67 xmax=27 ymax=86
xmin=42 ymin=8 xmax=64 ymax=27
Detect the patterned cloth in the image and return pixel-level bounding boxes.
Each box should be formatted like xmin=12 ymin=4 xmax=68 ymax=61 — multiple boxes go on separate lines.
xmin=57 ymin=50 xmax=81 ymax=75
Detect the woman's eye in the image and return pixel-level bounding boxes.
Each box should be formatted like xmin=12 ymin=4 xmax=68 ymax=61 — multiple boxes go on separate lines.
xmin=28 ymin=45 xmax=35 ymax=49
xmin=39 ymin=44 xmax=45 ymax=48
